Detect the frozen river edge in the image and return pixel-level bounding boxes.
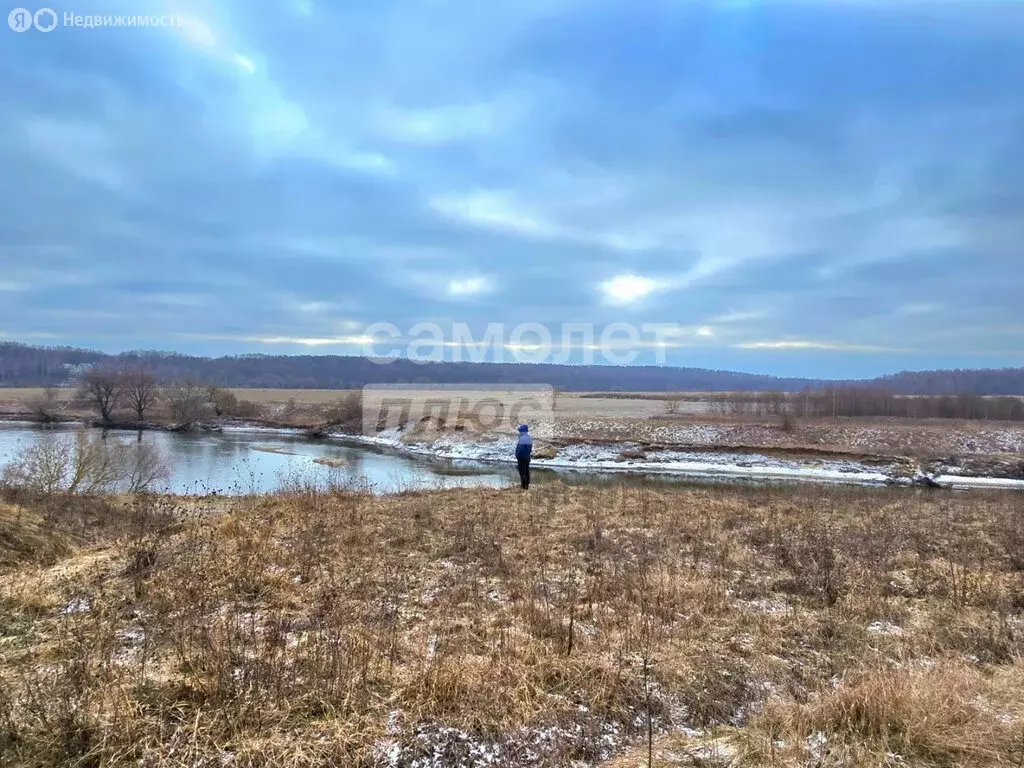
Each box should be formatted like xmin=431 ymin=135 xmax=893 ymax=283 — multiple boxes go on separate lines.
xmin=313 ymin=427 xmax=1024 ymax=491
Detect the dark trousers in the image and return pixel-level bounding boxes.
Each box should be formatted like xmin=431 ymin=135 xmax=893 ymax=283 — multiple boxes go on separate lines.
xmin=517 ymin=456 xmax=531 ymax=489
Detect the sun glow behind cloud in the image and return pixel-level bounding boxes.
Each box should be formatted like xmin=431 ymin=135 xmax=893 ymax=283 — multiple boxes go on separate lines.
xmin=600 ymin=274 xmax=659 ymax=304
xmin=448 ymin=276 xmax=493 ymax=297
xmin=2 ymin=0 xmax=1023 ymax=377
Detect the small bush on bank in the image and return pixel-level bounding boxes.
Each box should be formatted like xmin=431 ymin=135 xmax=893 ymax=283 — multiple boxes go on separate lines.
xmin=323 ymin=392 xmax=362 ymax=431
xmin=1 ymin=430 xmax=170 ymax=494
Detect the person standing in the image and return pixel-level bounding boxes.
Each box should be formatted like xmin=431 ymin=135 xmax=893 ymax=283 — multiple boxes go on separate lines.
xmin=515 ymin=424 xmax=533 ymax=489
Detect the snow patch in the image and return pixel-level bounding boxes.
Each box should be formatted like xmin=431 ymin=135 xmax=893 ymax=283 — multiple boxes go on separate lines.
xmin=867 ymin=621 xmax=903 ymax=636
xmin=340 ymin=427 xmax=1024 ymax=491
xmin=934 ymin=475 xmax=1024 ymax=490
xmin=61 ymin=597 xmax=91 ymax=615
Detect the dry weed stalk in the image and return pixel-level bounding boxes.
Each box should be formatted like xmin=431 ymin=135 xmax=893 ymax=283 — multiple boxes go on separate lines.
xmin=0 ymin=482 xmax=1022 ymax=766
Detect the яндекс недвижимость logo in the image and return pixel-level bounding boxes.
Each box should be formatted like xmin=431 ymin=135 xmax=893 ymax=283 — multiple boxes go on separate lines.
xmin=8 ymin=7 xmax=57 ymax=31
xmin=8 ymin=8 xmax=187 ymax=31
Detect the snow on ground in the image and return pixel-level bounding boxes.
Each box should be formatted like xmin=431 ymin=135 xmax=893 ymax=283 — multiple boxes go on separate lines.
xmin=556 ymin=417 xmax=1024 ymax=458
xmin=350 ymin=429 xmax=899 ymax=486
xmin=867 ymin=621 xmax=904 ymax=636
xmin=544 ymin=445 xmax=896 ymax=485
xmin=934 ymin=475 xmax=1024 ymax=490
xmin=348 ymin=427 xmax=1024 ymax=489
xmin=220 ymin=425 xmax=308 ymax=436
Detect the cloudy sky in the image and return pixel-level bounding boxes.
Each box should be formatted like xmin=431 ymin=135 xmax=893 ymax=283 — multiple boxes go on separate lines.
xmin=1 ymin=0 xmax=1022 ymax=378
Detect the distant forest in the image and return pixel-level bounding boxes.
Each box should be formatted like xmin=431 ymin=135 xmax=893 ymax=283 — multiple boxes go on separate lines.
xmin=1 ymin=342 xmax=1023 ymax=395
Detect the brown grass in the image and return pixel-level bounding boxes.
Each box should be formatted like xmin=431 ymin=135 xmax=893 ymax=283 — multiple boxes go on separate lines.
xmin=0 ymin=388 xmax=360 ymax=405
xmin=1 ymin=483 xmax=1023 ymax=766
xmin=225 ymin=388 xmax=361 ymax=404
xmin=0 ymin=388 xmax=78 ymax=403
xmin=0 ymin=503 xmax=72 ymax=568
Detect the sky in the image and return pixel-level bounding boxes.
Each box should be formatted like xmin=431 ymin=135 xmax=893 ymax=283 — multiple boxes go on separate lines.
xmin=1 ymin=0 xmax=1022 ymax=379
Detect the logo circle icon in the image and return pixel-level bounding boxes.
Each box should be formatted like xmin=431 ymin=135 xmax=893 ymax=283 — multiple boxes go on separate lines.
xmin=34 ymin=7 xmax=57 ymax=31
xmin=8 ymin=7 xmax=33 ymax=31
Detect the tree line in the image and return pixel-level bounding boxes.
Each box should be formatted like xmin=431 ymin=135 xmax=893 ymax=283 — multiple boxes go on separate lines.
xmin=2 ymin=341 xmax=1024 ymax=396
xmin=0 ymin=343 xmax=820 ymax=391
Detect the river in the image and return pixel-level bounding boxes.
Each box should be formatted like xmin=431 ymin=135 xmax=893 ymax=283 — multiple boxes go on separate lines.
xmin=1 ymin=422 xmax=704 ymax=495
xmin=5 ymin=422 xmax=1018 ymax=495
xmin=0 ymin=422 xmax=535 ymax=494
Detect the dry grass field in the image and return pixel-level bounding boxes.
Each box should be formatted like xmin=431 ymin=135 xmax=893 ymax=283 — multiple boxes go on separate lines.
xmin=2 ymin=482 xmax=1023 ymax=766
xmin=0 ymin=388 xmax=78 ymax=403
xmin=223 ymin=388 xmax=367 ymax=405
xmin=0 ymin=387 xmax=350 ymax=410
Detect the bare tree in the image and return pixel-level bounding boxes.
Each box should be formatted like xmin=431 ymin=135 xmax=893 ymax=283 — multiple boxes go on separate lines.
xmin=165 ymin=381 xmax=210 ymax=429
xmin=123 ymin=366 xmax=159 ymax=423
xmin=77 ymin=367 xmax=124 ymax=424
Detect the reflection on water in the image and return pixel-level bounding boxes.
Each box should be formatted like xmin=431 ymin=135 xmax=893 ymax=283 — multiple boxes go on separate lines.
xmin=0 ymin=423 xmax=821 ymax=496
xmin=0 ymin=423 xmax=520 ymax=495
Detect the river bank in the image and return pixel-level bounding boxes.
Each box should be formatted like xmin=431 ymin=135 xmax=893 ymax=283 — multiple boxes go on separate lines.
xmin=5 ymin=408 xmax=1024 ymax=491
xmin=342 ymin=426 xmax=1024 ymax=490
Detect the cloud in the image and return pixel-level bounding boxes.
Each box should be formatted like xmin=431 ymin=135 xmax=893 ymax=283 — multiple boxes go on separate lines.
xmin=378 ymin=101 xmax=508 ymax=144
xmin=600 ymin=274 xmax=660 ymax=305
xmin=448 ymin=276 xmax=493 ymax=297
xmin=896 ymin=303 xmax=942 ymax=317
xmin=176 ymin=16 xmax=218 ymax=49
xmin=431 ymin=192 xmax=556 ymax=239
xmin=712 ymin=310 xmax=772 ymax=324
xmin=23 ymin=117 xmax=127 ymax=191
xmin=233 ymin=54 xmax=257 ymax=75
xmin=735 ymin=340 xmax=902 ymax=353
xmin=0 ymin=0 xmax=1022 ymax=377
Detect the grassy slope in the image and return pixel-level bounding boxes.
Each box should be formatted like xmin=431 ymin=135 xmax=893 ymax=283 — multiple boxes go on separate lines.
xmin=0 ymin=503 xmax=72 ymax=568
xmin=1 ymin=483 xmax=1023 ymax=766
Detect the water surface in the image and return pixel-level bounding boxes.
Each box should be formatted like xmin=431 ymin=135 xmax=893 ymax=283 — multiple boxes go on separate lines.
xmin=0 ymin=423 xmax=928 ymax=496
xmin=0 ymin=423 xmax=521 ymax=494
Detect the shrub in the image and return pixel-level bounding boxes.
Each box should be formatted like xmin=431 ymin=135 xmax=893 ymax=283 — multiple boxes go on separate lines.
xmin=29 ymin=387 xmax=64 ymax=423
xmin=323 ymin=392 xmax=362 ymax=431
xmin=234 ymin=399 xmax=262 ymax=419
xmin=209 ymin=387 xmax=239 ymax=417
xmin=1 ymin=430 xmax=170 ymax=494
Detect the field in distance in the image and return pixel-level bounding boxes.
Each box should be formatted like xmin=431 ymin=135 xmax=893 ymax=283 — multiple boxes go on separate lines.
xmin=0 ymin=387 xmax=356 ymax=404
xmin=0 ymin=388 xmax=712 ymax=416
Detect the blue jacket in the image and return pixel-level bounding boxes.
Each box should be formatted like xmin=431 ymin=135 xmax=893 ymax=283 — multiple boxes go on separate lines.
xmin=515 ymin=432 xmax=533 ymax=460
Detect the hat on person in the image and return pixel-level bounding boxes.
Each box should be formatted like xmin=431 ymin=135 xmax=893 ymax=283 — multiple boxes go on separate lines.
xmin=518 ymin=424 xmax=529 ymax=433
